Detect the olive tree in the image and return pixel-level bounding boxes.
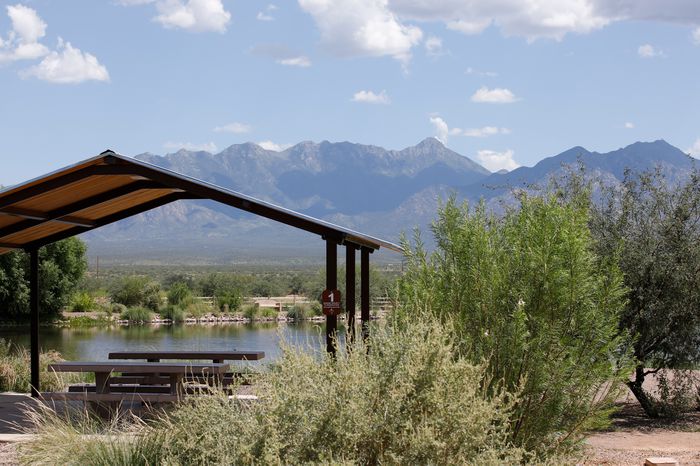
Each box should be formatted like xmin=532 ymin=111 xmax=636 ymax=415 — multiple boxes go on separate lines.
xmin=591 ymin=169 xmax=700 ymax=417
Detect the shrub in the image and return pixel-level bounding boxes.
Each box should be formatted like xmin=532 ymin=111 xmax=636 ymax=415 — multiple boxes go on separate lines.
xmin=285 ymin=304 xmax=308 ymax=320
xmin=69 ymin=292 xmax=95 ymax=312
xmin=119 ymin=306 xmax=154 ymax=323
xmin=20 ymin=321 xmax=527 ymax=465
xmin=109 ymin=303 xmax=127 ymax=315
xmin=160 ymin=305 xmax=186 ymax=324
xmin=258 ymin=307 xmax=278 ymax=319
xmin=184 ymin=302 xmax=213 ymax=319
xmin=216 ymin=292 xmax=242 ymax=313
xmin=241 ymin=304 xmax=258 ymax=320
xmin=398 ymin=194 xmax=631 ymax=455
xmin=110 ymin=276 xmax=161 ymax=311
xmin=167 ymin=282 xmax=192 ymax=307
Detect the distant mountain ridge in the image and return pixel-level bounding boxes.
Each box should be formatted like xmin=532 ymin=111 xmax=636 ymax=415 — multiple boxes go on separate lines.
xmin=84 ymin=138 xmax=697 ymax=264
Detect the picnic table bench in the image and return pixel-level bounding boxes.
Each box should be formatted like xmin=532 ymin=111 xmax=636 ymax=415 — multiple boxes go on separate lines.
xmin=43 ymin=361 xmax=230 ymax=403
xmin=108 ymin=350 xmax=265 ymax=363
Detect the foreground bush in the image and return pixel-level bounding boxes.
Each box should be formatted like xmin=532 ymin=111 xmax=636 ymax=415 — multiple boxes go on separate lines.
xmin=119 ymin=306 xmax=154 ymax=323
xmin=398 ymin=194 xmax=631 ymax=455
xmin=20 ymin=321 xmax=527 ymax=465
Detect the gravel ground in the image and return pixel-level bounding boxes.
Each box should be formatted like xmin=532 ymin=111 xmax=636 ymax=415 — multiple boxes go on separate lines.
xmin=0 ymin=443 xmax=17 ymax=466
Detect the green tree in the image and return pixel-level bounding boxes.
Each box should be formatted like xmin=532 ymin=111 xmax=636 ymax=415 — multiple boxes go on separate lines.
xmin=591 ymin=169 xmax=700 ymax=417
xmin=398 ymin=194 xmax=631 ymax=455
xmin=0 ymin=238 xmax=87 ymax=318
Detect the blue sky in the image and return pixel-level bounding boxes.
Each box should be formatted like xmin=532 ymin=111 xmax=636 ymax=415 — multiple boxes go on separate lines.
xmin=1 ymin=0 xmax=699 ymax=185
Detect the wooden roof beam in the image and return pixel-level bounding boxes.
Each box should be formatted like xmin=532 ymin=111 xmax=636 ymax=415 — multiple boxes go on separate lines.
xmin=0 ymin=180 xmax=168 ymax=240
xmin=23 ymin=192 xmax=196 ymax=250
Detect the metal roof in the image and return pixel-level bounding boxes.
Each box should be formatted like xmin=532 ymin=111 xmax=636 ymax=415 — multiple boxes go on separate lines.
xmin=0 ymin=151 xmax=402 ymax=255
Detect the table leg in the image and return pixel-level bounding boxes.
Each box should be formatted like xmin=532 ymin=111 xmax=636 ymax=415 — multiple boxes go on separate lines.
xmin=170 ymin=374 xmax=183 ymax=396
xmin=95 ymin=371 xmax=110 ymax=394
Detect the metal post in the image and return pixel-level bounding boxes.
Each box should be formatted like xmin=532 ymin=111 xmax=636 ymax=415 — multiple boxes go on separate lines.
xmin=29 ymin=248 xmax=40 ymax=397
xmin=325 ymin=240 xmax=337 ymax=355
xmin=345 ymin=245 xmax=356 ymax=344
xmin=361 ymin=247 xmax=370 ymax=342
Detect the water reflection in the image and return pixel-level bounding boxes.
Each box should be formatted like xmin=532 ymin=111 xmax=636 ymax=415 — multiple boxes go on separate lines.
xmin=0 ymin=322 xmax=338 ymax=362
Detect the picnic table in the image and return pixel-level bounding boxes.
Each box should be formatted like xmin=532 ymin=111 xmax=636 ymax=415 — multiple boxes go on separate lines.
xmin=108 ymin=350 xmax=266 ymax=387
xmin=43 ymin=361 xmax=230 ymax=403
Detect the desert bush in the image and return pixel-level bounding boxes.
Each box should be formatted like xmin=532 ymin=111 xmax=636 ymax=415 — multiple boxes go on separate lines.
xmin=398 ymin=193 xmax=631 ymax=455
xmin=20 ymin=321 xmax=527 ymax=465
xmin=69 ymin=292 xmax=95 ymax=312
xmin=258 ymin=307 xmax=278 ymax=319
xmin=119 ymin=306 xmax=154 ymax=323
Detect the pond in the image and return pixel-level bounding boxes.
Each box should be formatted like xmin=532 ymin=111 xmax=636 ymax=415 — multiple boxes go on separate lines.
xmin=0 ymin=322 xmax=343 ymax=362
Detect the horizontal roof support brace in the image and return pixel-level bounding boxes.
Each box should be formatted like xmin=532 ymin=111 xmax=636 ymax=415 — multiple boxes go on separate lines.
xmin=23 ymin=192 xmax=195 ymax=251
xmin=0 ymin=242 xmax=20 ymax=250
xmin=0 ymin=208 xmax=95 ymax=227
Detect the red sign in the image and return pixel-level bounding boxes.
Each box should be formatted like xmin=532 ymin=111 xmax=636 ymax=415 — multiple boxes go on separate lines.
xmin=321 ymin=289 xmax=342 ymax=316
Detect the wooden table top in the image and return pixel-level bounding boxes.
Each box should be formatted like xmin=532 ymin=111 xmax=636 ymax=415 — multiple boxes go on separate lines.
xmin=108 ymin=351 xmax=266 ymax=361
xmin=48 ymin=361 xmax=230 ymax=374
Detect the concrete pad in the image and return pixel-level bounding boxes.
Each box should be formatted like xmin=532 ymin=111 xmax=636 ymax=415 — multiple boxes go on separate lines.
xmin=645 ymin=457 xmax=679 ymax=466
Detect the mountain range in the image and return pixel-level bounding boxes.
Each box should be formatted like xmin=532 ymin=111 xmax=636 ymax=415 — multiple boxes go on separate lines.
xmin=83 ymin=138 xmax=697 ymax=265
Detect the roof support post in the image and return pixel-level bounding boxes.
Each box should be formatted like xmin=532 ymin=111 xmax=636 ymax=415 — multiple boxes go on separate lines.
xmin=325 ymin=239 xmax=338 ymax=355
xmin=345 ymin=244 xmax=356 ymax=345
xmin=29 ymin=248 xmax=40 ymax=397
xmin=360 ymin=247 xmax=371 ymax=342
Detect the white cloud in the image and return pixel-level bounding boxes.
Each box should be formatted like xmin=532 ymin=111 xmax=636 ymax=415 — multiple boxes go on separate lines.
xmin=693 ymin=27 xmax=700 ymax=45
xmin=352 ymin=89 xmax=390 ymax=104
xmin=298 ymin=0 xmax=423 ymax=63
xmin=638 ymin=43 xmax=662 ymax=58
xmin=476 ymin=149 xmax=519 ymax=172
xmin=21 ymin=39 xmax=109 ymax=84
xmin=429 ymin=116 xmax=450 ymax=143
xmin=430 ymin=116 xmax=510 ymax=142
xmin=687 ymin=139 xmax=700 ymax=158
xmin=471 ymin=86 xmax=519 ymax=103
xmin=257 ymin=4 xmax=277 ymax=21
xmin=164 ymin=141 xmax=218 ymax=152
xmin=258 ymin=140 xmax=292 ymax=151
xmin=0 ymin=4 xmax=49 ymax=63
xmin=250 ymin=43 xmax=312 ymax=67
xmin=424 ymin=36 xmax=444 ymax=56
xmin=462 ymin=126 xmax=511 ymax=137
xmin=213 ymin=122 xmax=252 ymax=134
xmin=390 ymin=0 xmax=611 ymax=41
xmin=121 ymin=0 xmax=231 ymax=32
xmin=624 ymin=122 xmax=635 ymax=129
xmin=465 ymin=67 xmax=497 ymax=77
xmin=278 ymin=56 xmax=311 ymax=67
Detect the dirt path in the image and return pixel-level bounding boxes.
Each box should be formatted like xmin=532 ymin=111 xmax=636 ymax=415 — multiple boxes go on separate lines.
xmin=583 ymin=402 xmax=700 ymax=465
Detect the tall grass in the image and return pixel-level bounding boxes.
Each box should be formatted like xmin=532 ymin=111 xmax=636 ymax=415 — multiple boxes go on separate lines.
xmin=19 ymin=320 xmax=529 ymax=465
xmin=0 ymin=339 xmax=84 ymax=392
